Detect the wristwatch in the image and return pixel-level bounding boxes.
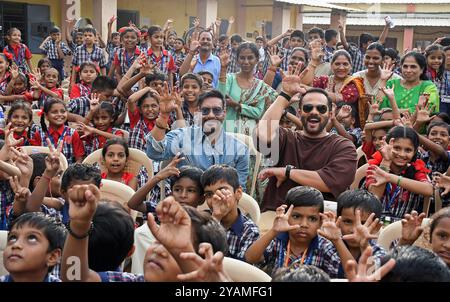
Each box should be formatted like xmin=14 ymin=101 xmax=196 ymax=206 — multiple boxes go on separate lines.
xmin=279 ymin=91 xmax=292 ymax=102
xmin=285 ymin=165 xmax=295 ymax=179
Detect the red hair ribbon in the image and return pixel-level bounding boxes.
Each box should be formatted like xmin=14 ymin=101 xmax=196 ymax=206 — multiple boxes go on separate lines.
xmin=2 ymin=49 xmax=13 ymax=61
xmin=75 ymin=66 xmax=81 ymax=73
xmin=36 ymin=108 xmax=45 ymax=117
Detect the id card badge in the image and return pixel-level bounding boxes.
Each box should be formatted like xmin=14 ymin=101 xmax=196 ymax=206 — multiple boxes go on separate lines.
xmin=442 ymin=96 xmax=450 ymax=104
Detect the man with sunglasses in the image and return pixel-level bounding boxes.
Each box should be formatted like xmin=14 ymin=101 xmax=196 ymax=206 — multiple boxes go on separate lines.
xmin=145 ymin=89 xmax=249 ymax=189
xmin=255 ymin=64 xmax=357 ymax=211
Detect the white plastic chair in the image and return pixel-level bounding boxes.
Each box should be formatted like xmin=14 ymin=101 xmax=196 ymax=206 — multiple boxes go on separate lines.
xmin=351 ymin=163 xmax=369 ymax=189
xmin=131 ymin=223 xmax=155 ymax=275
xmin=377 ymin=218 xmax=431 ymax=250
xmin=257 ymin=211 xmax=276 ymax=236
xmin=21 ymin=146 xmax=69 ymax=171
xmin=227 ymin=132 xmax=262 ymax=198
xmin=223 ymin=257 xmax=271 ymax=282
xmin=100 ymin=179 xmax=138 ymax=221
xmin=324 ymin=200 xmax=337 ymax=214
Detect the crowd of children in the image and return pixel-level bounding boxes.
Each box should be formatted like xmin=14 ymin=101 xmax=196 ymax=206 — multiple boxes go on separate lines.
xmin=0 ymin=12 xmax=449 ymax=283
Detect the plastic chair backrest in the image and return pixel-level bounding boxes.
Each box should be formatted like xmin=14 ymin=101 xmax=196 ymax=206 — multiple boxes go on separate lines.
xmin=257 ymin=211 xmax=276 ymax=236
xmin=351 ymin=163 xmax=369 ymax=189
xmin=223 ymin=257 xmax=271 ymax=282
xmin=227 ymin=132 xmax=262 ymax=197
xmin=100 ymin=179 xmax=138 ymax=221
xmin=0 ymin=230 xmax=8 ymax=276
xmin=21 ymin=146 xmax=69 ymax=171
xmin=239 ymin=192 xmax=261 ymax=224
xmin=377 ymin=218 xmax=431 ymax=250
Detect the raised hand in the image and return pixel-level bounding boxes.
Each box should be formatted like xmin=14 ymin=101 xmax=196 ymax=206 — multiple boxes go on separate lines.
xmin=272 ymin=205 xmax=300 ymax=233
xmin=10 ymin=147 xmax=33 ymax=179
xmin=210 ymin=188 xmax=234 ymax=221
xmin=336 ymin=104 xmax=352 ymax=121
xmin=44 ymin=138 xmax=63 ymax=177
xmin=215 ymin=17 xmax=222 ymax=29
xmin=380 ymin=62 xmax=394 ymax=81
xmin=9 ymin=64 xmax=19 ymax=80
xmin=344 ymin=245 xmax=396 ymax=282
xmin=380 ymin=84 xmax=395 ymax=100
xmin=219 ymin=50 xmax=231 ymax=68
xmin=108 ymin=15 xmax=117 ymax=25
xmin=368 ymin=95 xmax=382 ymax=116
xmin=415 ymin=101 xmax=434 ymax=124
xmin=67 ymin=184 xmax=101 ymax=223
xmin=4 ymin=123 xmax=24 ymax=148
xmin=89 ymin=93 xmax=100 ymax=112
xmin=9 ymin=175 xmax=31 ymax=205
xmin=280 ymin=61 xmax=308 ymax=98
xmin=178 ymin=243 xmax=231 ymax=282
xmin=378 ymin=137 xmax=394 ymax=162
xmin=342 ymin=210 xmax=381 ymax=249
xmin=309 ymin=39 xmax=324 ymax=63
xmin=258 ymin=167 xmax=287 ymax=188
xmin=155 ymin=153 xmax=185 ymax=181
xmin=225 ymin=96 xmax=240 ymax=110
xmin=399 ymin=210 xmax=426 ymax=245
xmin=433 ymin=172 xmax=450 ymax=196
xmin=193 ymin=17 xmax=200 ymax=28
xmin=76 ymin=122 xmax=95 ymax=139
xmin=366 ymin=164 xmax=391 ymax=187
xmin=147 ymin=196 xmax=193 ymax=252
xmin=228 ymin=16 xmax=235 ymax=25
xmin=268 ymin=45 xmax=283 ymax=67
xmin=317 ymin=212 xmax=343 ymax=242
xmin=158 ymin=82 xmax=178 ymax=115
xmin=283 ymin=28 xmax=293 ymax=37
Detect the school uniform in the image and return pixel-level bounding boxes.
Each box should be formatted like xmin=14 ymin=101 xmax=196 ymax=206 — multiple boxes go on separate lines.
xmin=35 ymin=87 xmax=64 ymax=109
xmin=113 ymin=47 xmax=141 ymax=76
xmin=69 ymin=82 xmax=92 ymax=99
xmin=83 ymin=127 xmax=124 ymax=155
xmin=4 ymin=43 xmax=32 ymax=73
xmin=226 ymin=209 xmax=260 ymax=261
xmin=146 ymin=48 xmax=176 ymax=75
xmin=41 ymin=39 xmax=72 ymax=79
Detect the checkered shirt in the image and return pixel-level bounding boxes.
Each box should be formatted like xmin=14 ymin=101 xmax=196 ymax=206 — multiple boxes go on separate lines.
xmin=42 ymin=40 xmax=71 ymax=60
xmin=263 ymin=234 xmax=341 ymax=278
xmin=0 ymin=274 xmax=61 ymax=282
xmin=279 ymin=47 xmax=293 ymax=71
xmin=0 ymin=180 xmax=14 ymax=231
xmin=129 ymin=119 xmax=151 ymax=152
xmin=323 ymin=45 xmax=335 ymax=63
xmin=348 ymin=45 xmax=365 ymax=74
xmin=84 ymin=128 xmax=124 ymax=155
xmin=169 ymin=101 xmax=196 ymax=127
xmin=437 ymin=70 xmax=450 ymax=100
xmin=98 ymin=271 xmax=145 ymax=282
xmin=114 ymin=47 xmax=142 ymax=76
xmin=4 ymin=43 xmax=31 ymax=73
xmin=227 ymin=48 xmax=241 ymax=74
xmin=146 ymin=49 xmax=176 ymax=75
xmin=68 ymin=96 xmax=91 ymax=117
xmin=226 ymin=211 xmax=260 ymax=261
xmin=72 ymin=44 xmax=107 ymax=68
xmin=34 ymin=126 xmax=79 ymax=165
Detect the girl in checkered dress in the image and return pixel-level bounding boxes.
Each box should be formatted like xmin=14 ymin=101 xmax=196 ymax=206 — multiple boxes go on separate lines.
xmin=31 ymin=68 xmax=64 ymax=109
xmin=112 ymin=27 xmax=141 ymax=80
xmin=128 ymin=87 xmax=160 ymax=151
xmin=0 ymin=52 xmax=12 ymax=96
xmin=3 ymin=28 xmax=33 ymax=74
xmin=30 ymin=98 xmax=85 ymax=164
xmin=100 ymin=138 xmax=138 ymax=190
xmin=146 ymin=26 xmax=176 ymax=88
xmin=79 ymin=101 xmax=124 ymax=155
xmin=69 ymin=62 xmax=99 ymax=99
xmin=0 ymin=102 xmax=34 ymax=147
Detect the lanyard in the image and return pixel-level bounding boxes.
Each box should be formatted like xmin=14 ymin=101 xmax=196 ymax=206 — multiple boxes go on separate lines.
xmin=284 ymin=240 xmax=308 ymax=267
xmin=384 ymin=183 xmax=401 ymax=212
xmin=47 ymin=127 xmax=67 ymax=148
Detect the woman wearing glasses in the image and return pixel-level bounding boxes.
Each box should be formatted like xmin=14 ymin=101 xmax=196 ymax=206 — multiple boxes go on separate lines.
xmin=218 ymin=42 xmax=277 ymax=135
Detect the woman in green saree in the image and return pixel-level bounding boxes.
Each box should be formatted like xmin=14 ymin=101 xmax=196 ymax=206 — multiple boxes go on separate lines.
xmin=380 ymin=51 xmax=439 ymax=113
xmin=218 ymin=42 xmax=277 ymax=135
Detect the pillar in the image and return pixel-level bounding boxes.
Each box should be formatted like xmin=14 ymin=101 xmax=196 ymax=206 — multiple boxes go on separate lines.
xmin=403 ymin=28 xmax=414 ymax=53
xmin=92 ymin=0 xmax=117 ymax=40
xmin=197 ymin=0 xmax=218 ymax=29
xmin=295 ymin=4 xmax=303 ymax=31
xmin=236 ymin=0 xmax=246 ymax=36
xmin=272 ymin=3 xmax=291 ymax=36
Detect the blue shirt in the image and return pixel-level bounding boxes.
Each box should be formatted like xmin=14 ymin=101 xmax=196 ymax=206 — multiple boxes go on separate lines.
xmin=145 ymin=126 xmax=249 ymax=189
xmin=192 ymin=53 xmax=221 ymax=88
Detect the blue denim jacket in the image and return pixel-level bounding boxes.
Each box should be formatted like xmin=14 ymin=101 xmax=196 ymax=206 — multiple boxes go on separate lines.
xmin=145 ymin=126 xmax=249 ymax=189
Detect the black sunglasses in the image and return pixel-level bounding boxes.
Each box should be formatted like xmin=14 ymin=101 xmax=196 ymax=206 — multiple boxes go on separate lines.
xmin=201 ymin=107 xmax=224 ymax=116
xmin=302 ymin=104 xmax=328 ymax=114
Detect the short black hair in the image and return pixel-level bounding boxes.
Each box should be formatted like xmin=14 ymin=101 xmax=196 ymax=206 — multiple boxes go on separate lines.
xmin=61 ymin=163 xmax=101 ymax=192
xmin=429 ymin=207 xmax=450 ymax=241
xmin=336 ymin=189 xmax=382 ymax=218
xmin=381 ymin=245 xmax=450 ymax=282
xmin=427 ymin=121 xmax=450 ymax=136
xmin=181 ymin=73 xmax=203 ymax=88
xmin=290 ymin=30 xmax=305 ymax=41
xmin=29 ymin=153 xmax=49 ymax=190
xmin=272 ymin=265 xmax=330 ymax=282
xmin=144 ymin=72 xmax=167 ymax=86
xmin=197 ymin=90 xmax=225 ymax=109
xmin=83 ymin=27 xmax=97 ymax=35
xmin=384 ymin=48 xmax=399 ymax=62
xmin=285 ymin=186 xmax=324 ymax=212
xmin=201 ymin=164 xmax=240 ymax=191
xmin=230 ymin=34 xmax=243 ymax=44
xmin=299 ymin=88 xmax=333 ymax=111
xmin=434 ymin=112 xmax=450 ymax=124
xmin=170 ymin=166 xmax=204 ymax=201
xmin=147 ymin=25 xmax=162 ymax=37
xmin=92 ymin=76 xmax=117 ymax=92
xmin=218 ymin=35 xmax=229 ymax=43
xmin=102 ymin=138 xmax=129 ymax=159
xmin=324 ymin=29 xmax=338 ymax=43
xmin=359 ymin=33 xmax=375 ymax=47
xmin=308 ymin=27 xmax=324 ymax=39
xmin=88 ymin=201 xmax=135 ymax=271
xmin=184 ymin=206 xmax=228 ymax=254
xmin=10 ymin=212 xmax=66 ymax=252
xmin=50 ymin=26 xmax=61 ymax=34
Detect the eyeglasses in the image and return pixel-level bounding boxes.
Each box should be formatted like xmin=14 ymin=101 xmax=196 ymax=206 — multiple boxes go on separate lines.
xmin=302 ymin=104 xmax=328 ymax=114
xmin=201 ymin=107 xmax=224 ymax=116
